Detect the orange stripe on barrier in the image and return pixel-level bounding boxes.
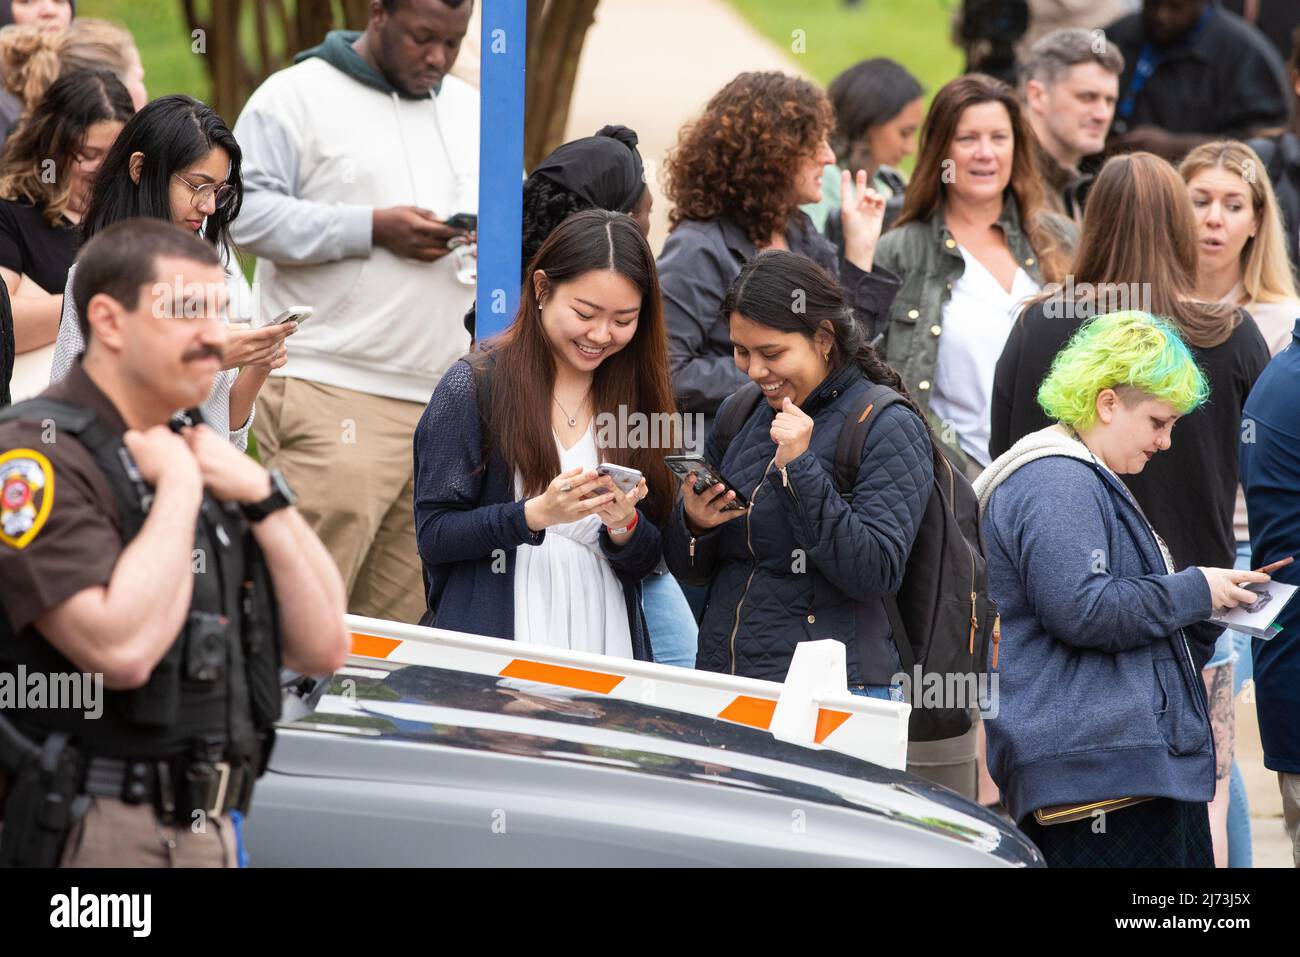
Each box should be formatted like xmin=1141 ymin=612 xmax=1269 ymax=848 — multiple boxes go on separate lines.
xmin=499 ymin=659 xmax=625 ymax=694
xmin=813 ymin=708 xmax=852 ymax=743
xmin=718 ymin=695 xmax=776 ymax=730
xmin=351 ymin=633 xmax=402 ymax=659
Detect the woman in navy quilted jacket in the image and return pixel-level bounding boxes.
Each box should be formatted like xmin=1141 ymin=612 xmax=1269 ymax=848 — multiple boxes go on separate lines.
xmin=663 ymin=249 xmax=935 ymax=696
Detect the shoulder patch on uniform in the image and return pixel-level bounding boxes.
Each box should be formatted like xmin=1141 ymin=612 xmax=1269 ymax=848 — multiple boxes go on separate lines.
xmin=0 ymin=448 xmax=55 ymax=550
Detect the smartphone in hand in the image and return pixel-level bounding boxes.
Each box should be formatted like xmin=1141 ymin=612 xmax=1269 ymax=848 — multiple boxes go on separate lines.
xmin=664 ymin=454 xmax=749 ymax=510
xmin=269 ymin=305 xmax=313 ymax=327
xmin=596 ymin=463 xmax=643 ymax=495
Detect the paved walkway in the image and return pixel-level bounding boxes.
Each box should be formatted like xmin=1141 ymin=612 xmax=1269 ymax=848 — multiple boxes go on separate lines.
xmin=563 ymin=0 xmax=806 ymax=254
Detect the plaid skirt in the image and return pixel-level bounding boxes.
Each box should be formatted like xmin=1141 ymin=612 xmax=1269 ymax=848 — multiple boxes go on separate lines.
xmin=1019 ymin=798 xmax=1213 ymax=868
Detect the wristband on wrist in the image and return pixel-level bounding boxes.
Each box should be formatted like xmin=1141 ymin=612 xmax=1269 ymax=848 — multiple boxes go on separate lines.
xmin=607 ymin=511 xmax=639 ymax=536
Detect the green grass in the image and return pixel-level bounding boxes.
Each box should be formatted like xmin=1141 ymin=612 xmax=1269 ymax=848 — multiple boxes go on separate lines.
xmin=79 ymin=0 xmax=211 ymax=102
xmin=728 ymin=0 xmax=966 ymax=172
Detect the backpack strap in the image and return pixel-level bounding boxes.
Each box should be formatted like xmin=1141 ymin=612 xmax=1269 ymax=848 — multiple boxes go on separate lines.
xmin=0 ymin=398 xmax=150 ymax=540
xmin=832 ymin=382 xmax=906 ymax=500
xmin=711 ymin=381 xmax=764 ymax=462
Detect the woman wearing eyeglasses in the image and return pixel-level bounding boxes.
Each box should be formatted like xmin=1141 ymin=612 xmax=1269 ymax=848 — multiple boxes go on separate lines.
xmin=47 ymin=94 xmax=294 ymax=447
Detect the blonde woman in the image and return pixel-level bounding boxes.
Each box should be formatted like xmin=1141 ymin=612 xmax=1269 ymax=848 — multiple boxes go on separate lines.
xmin=1179 ymin=140 xmax=1299 ymax=867
xmin=0 ymin=18 xmax=147 ymax=123
xmin=1182 ymin=141 xmax=1300 ymax=355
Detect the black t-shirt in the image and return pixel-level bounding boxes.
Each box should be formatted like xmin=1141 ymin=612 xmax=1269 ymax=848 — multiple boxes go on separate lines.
xmin=991 ymin=299 xmax=1270 ymax=570
xmin=1 ymin=279 xmax=13 ymax=408
xmin=1106 ymin=6 xmax=1289 ymax=138
xmin=0 ymin=199 xmax=78 ymax=296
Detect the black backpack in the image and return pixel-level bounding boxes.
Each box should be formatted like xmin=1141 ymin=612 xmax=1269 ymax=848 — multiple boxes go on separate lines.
xmin=712 ymin=381 xmax=998 ymax=741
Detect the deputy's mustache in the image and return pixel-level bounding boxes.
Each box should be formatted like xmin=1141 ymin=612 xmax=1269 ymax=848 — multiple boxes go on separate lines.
xmin=181 ymin=343 xmax=225 ymax=363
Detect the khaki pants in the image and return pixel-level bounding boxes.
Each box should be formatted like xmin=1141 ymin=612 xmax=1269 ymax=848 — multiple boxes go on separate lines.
xmin=58 ymin=796 xmax=237 ymax=867
xmin=255 ymin=376 xmax=427 ymax=624
xmin=907 ymin=720 xmax=980 ymax=801
xmin=1282 ymin=772 xmax=1300 ymax=868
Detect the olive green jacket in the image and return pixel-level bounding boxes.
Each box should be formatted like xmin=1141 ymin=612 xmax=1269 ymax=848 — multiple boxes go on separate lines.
xmin=871 ymin=196 xmax=1077 ymax=471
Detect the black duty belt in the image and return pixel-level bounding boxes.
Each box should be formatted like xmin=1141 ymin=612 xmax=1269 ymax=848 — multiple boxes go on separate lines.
xmin=82 ymin=755 xmax=255 ymax=822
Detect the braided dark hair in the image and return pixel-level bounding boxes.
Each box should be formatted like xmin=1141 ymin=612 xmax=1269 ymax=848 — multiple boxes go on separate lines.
xmin=723 ymin=249 xmax=943 ymax=472
xmin=520 ymin=175 xmax=591 ymax=281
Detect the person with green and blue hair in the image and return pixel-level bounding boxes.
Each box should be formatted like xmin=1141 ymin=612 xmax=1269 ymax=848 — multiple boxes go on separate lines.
xmin=972 ymin=310 xmax=1270 ymax=867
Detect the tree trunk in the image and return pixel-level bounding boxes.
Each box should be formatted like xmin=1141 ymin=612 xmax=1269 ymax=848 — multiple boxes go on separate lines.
xmin=210 ymin=0 xmax=243 ymax=123
xmin=180 ymin=0 xmax=599 ymax=155
xmin=341 ymin=0 xmax=371 ymax=29
xmin=295 ymin=0 xmax=338 ymax=52
xmin=524 ymin=0 xmax=600 ymax=171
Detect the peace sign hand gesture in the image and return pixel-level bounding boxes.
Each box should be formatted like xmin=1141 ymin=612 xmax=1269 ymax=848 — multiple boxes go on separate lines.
xmin=840 ymin=168 xmax=886 ymax=273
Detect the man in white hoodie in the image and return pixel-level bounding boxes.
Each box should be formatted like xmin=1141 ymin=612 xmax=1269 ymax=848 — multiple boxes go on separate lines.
xmin=232 ymin=0 xmax=478 ymax=624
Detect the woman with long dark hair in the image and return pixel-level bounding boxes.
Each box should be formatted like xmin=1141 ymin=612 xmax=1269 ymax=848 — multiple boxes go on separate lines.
xmin=0 ymin=68 xmax=131 ymax=368
xmin=808 ymin=57 xmax=925 ymax=241
xmin=47 ymin=94 xmax=294 ymax=447
xmin=471 ymin=124 xmax=695 ymax=667
xmin=873 ymin=73 xmax=1076 ymax=479
xmin=415 ymin=210 xmax=674 ymax=658
xmin=465 ymin=124 xmax=649 ymax=338
xmin=663 ymin=249 xmax=934 ymax=695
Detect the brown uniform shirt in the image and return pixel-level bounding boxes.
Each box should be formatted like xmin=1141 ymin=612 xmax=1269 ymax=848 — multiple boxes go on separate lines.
xmin=0 ymin=362 xmax=127 ymax=636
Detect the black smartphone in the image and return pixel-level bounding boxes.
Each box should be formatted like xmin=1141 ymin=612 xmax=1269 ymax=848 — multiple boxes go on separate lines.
xmin=446 ymin=212 xmax=478 ymax=231
xmin=664 ymin=454 xmax=749 ymax=510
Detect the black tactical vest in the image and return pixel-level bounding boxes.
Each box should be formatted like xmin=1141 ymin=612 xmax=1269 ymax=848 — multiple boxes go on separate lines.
xmin=0 ymin=399 xmax=283 ymax=762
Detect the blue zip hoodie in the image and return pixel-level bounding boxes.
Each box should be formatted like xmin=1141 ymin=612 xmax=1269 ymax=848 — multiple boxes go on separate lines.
xmin=974 ymin=426 xmax=1220 ymax=824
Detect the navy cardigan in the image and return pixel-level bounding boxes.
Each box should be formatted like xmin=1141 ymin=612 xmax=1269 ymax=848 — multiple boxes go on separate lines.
xmin=412 ymin=358 xmax=662 ymax=660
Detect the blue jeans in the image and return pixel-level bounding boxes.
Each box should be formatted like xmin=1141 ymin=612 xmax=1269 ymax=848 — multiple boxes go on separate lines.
xmin=679 ymin=581 xmax=709 ymax=624
xmin=849 ymin=641 xmax=905 ymax=701
xmin=641 ymin=571 xmax=698 ymax=668
xmin=850 ymin=684 xmax=905 ymax=701
xmin=1225 ymin=539 xmax=1253 ymax=867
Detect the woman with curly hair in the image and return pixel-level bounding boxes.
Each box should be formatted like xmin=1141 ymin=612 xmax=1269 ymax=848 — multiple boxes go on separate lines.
xmin=873 ymin=73 xmax=1076 ymax=479
xmin=658 ymin=70 xmax=899 ymax=442
xmin=974 ymin=310 xmax=1266 ymax=867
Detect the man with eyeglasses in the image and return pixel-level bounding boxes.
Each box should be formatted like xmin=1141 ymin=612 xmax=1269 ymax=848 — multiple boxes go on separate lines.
xmin=231 ymin=0 xmax=479 ymax=626
xmin=0 ymin=219 xmax=349 ymax=867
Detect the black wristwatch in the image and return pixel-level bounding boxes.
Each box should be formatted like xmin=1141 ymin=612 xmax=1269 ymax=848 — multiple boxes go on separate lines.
xmin=242 ymin=469 xmax=296 ymax=523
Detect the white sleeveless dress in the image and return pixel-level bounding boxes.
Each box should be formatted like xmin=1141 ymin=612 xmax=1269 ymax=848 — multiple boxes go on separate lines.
xmin=512 ymin=426 xmax=634 ymax=658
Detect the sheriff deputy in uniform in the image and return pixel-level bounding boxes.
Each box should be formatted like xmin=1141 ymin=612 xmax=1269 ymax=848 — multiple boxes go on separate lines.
xmin=0 ymin=218 xmax=349 ymax=867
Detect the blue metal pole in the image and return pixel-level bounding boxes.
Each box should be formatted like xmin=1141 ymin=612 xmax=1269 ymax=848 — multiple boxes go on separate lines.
xmin=475 ymin=0 xmax=526 ymax=342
